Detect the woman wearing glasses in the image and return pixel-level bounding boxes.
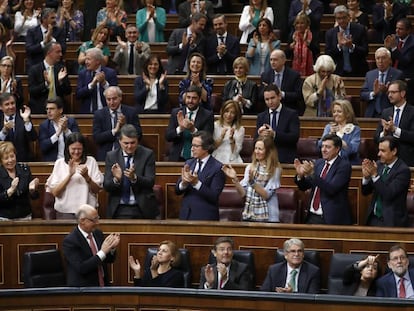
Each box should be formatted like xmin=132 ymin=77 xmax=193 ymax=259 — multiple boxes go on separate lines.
xmin=0 ymin=56 xmax=23 ymax=109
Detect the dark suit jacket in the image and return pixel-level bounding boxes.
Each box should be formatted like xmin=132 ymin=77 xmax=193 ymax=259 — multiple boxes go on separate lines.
xmin=360 ymin=67 xmax=403 ymax=118
xmin=342 ymin=263 xmax=377 ymax=296
xmin=256 ymin=106 xmax=300 ymax=163
xmin=134 ymin=76 xmax=168 ymax=113
xmin=374 ymin=105 xmax=414 ymax=167
xmin=28 ymin=62 xmax=72 ymax=114
xmin=222 ymin=78 xmax=258 ymax=114
xmin=0 ymin=163 xmax=38 ymax=219
xmin=38 ymin=117 xmax=80 ymax=161
xmin=362 ymin=158 xmax=410 ymax=227
xmin=178 ymin=0 xmax=214 ymax=32
xmin=372 ymin=2 xmax=409 ymax=43
xmin=92 ymin=105 xmax=142 ymax=161
xmin=325 ymin=23 xmax=368 ymax=77
xmin=165 ymin=106 xmax=214 ymax=161
xmin=260 ymin=66 xmax=304 ymax=115
xmin=75 ymin=66 xmax=118 ymax=113
xmin=199 ymin=260 xmax=252 ymax=290
xmin=63 ymin=227 xmax=116 ymax=287
xmin=166 ymin=28 xmax=206 ymax=74
xmin=260 ymin=261 xmax=321 ymax=294
xmin=295 ymin=156 xmax=353 ymax=225
xmin=376 ymin=269 xmax=414 ymax=297
xmin=176 ymin=156 xmax=225 ymax=220
xmin=0 ymin=113 xmax=38 ymax=162
xmin=392 ymin=34 xmax=414 ymax=80
xmin=205 ymin=33 xmax=240 ymax=75
xmin=103 ymin=145 xmax=157 ymax=218
xmin=25 ymin=25 xmax=66 ymax=70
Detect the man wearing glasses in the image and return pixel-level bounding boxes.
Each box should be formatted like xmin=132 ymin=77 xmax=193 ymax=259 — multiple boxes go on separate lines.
xmin=374 ymin=79 xmax=414 ymax=166
xmin=260 ymin=238 xmax=320 ymax=293
xmin=63 ymin=204 xmax=120 ymax=287
xmin=376 ymin=244 xmax=414 ymax=298
xmin=175 ymin=130 xmax=225 ymax=220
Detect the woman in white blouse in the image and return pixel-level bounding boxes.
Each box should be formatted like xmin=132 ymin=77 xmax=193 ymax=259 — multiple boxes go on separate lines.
xmin=14 ymin=0 xmax=40 ymax=41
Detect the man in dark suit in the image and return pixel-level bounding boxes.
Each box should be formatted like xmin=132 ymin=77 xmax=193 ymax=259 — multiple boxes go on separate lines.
xmin=362 ymin=136 xmax=410 ymax=227
xmin=166 ymin=13 xmax=207 ymax=74
xmin=372 ymin=0 xmax=409 ymax=43
xmin=294 ymin=133 xmax=353 ymax=225
xmin=205 ymin=14 xmax=240 ymax=75
xmin=200 ymin=236 xmax=252 ymax=290
xmin=325 ymin=5 xmax=368 ymax=77
xmin=28 ymin=42 xmax=72 ymax=114
xmin=261 ymin=50 xmax=304 ymax=116
xmin=0 ymin=93 xmax=38 ymax=162
xmin=165 ymin=85 xmax=214 ymax=161
xmin=76 ymin=48 xmax=118 ymax=114
xmin=361 ymin=47 xmax=403 ymax=118
xmin=261 ymin=238 xmax=320 ymax=293
xmin=104 ymin=124 xmax=158 ymax=219
xmin=374 ymin=80 xmax=414 ymax=167
xmin=376 ymin=244 xmax=414 ymax=298
xmin=256 ymin=84 xmax=299 ymax=164
xmin=39 ymin=97 xmax=79 ymax=161
xmin=384 ymin=18 xmax=414 ymax=103
xmin=93 ymin=86 xmax=142 ymax=161
xmin=178 ymin=0 xmax=214 ymax=34
xmin=176 ymin=130 xmax=225 ymax=220
xmin=25 ymin=8 xmax=66 ymax=70
xmin=63 ymin=204 xmax=120 ymax=287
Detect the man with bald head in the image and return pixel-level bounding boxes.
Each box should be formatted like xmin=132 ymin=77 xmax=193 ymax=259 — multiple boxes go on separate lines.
xmin=63 ymin=204 xmax=120 ymax=286
xmin=260 ymin=49 xmax=304 ymax=116
xmin=361 ymin=47 xmax=403 ymax=118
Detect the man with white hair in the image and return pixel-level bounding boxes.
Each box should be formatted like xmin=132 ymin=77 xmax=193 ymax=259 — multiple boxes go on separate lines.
xmin=76 ymin=47 xmax=118 ymax=113
xmin=361 ymin=47 xmax=403 ymax=118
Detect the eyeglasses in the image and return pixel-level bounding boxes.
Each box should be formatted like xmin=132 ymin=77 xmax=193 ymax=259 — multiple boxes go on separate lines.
xmin=191 ymin=144 xmax=202 ymax=148
xmin=85 ymin=216 xmax=100 ymax=223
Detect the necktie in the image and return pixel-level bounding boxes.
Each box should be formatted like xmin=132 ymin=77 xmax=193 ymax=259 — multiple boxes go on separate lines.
xmin=342 ymin=29 xmax=352 ymax=72
xmin=112 ymin=111 xmax=118 ymax=150
xmin=271 ymin=110 xmax=278 ymax=131
xmin=380 ymin=72 xmax=385 ymax=84
xmin=374 ymin=165 xmax=390 ymax=217
xmin=121 ymin=155 xmax=132 ymax=203
xmin=312 ymin=162 xmax=330 ymax=211
xmin=394 ymin=108 xmax=401 ymax=127
xmin=289 ymin=269 xmax=298 ymax=292
xmin=91 ymin=71 xmax=98 ymax=112
xmin=399 ymin=277 xmax=406 ymax=298
xmin=128 ymin=43 xmax=134 ymax=74
xmin=197 ymin=159 xmax=203 ymax=173
xmin=87 ymin=233 xmax=105 ymax=287
xmin=7 ymin=115 xmax=14 ymax=140
xmin=48 ymin=66 xmax=55 ymax=100
xmin=394 ymin=40 xmax=403 ymax=68
xmin=274 ymin=73 xmax=281 ymax=89
xmin=219 ymin=36 xmax=224 ymax=44
xmin=375 ymin=72 xmax=386 ymax=113
xmin=182 ymin=111 xmax=193 ymax=160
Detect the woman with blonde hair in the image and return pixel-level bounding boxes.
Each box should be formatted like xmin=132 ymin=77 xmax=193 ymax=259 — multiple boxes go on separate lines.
xmin=96 ymin=0 xmax=127 ymax=41
xmin=0 ymin=56 xmax=23 ymax=109
xmin=212 ymin=100 xmax=245 ymax=164
xmin=222 ymin=56 xmax=258 ymax=114
xmin=239 ymin=0 xmax=274 ymax=44
xmin=302 ymin=54 xmax=347 ymax=116
xmin=318 ymin=99 xmax=361 ymax=164
xmin=129 ymin=240 xmax=184 ymax=287
xmin=222 ymin=136 xmax=281 ymax=222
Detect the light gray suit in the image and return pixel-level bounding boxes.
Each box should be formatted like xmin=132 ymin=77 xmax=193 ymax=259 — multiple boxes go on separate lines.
xmin=113 ymin=41 xmax=151 ymax=75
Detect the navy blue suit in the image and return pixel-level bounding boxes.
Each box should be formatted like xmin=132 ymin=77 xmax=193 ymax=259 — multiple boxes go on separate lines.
xmin=92 ymin=105 xmax=142 ymax=161
xmin=28 ymin=62 xmax=72 ymax=114
xmin=362 ymin=158 xmax=410 ymax=227
xmin=38 ymin=118 xmax=80 ymax=161
xmin=63 ymin=227 xmax=116 ymax=287
xmin=376 ymin=269 xmax=414 ymax=297
xmin=176 ymin=156 xmax=225 ymax=220
xmin=372 ymin=2 xmax=409 ymax=43
xmin=205 ymin=33 xmax=240 ymax=75
xmin=25 ymin=25 xmax=66 ymax=70
xmin=260 ymin=261 xmax=320 ymax=293
xmin=295 ymin=156 xmax=353 ymax=225
xmin=261 ymin=67 xmax=304 ymax=115
xmin=165 ymin=106 xmax=214 ymax=161
xmin=325 ymin=22 xmax=368 ymax=77
xmin=76 ymin=67 xmax=118 ymax=113
xmin=360 ymin=67 xmax=403 ymax=118
xmin=374 ymin=105 xmax=414 ymax=167
xmin=392 ymin=34 xmax=414 ymax=81
xmin=256 ymin=106 xmax=300 ymax=163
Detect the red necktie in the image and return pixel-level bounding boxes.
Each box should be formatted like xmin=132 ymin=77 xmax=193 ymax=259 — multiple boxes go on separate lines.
xmin=399 ymin=277 xmax=406 ymax=298
xmin=87 ymin=233 xmax=105 ymax=287
xmin=312 ymin=162 xmax=330 ymax=211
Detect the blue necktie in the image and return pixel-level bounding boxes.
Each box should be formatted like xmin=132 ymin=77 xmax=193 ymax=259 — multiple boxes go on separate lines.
xmin=274 ymin=73 xmax=281 ymax=89
xmin=342 ymin=29 xmax=352 ymax=72
xmin=394 ymin=108 xmax=400 ymax=127
xmin=271 ymin=110 xmax=278 ymax=131
xmin=121 ymin=155 xmax=132 ymax=204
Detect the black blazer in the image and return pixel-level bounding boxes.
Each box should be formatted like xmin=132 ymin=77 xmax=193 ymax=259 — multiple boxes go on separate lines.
xmin=205 ymin=33 xmax=240 ymax=75
xmin=391 ymin=34 xmax=414 ymax=80
xmin=342 ymin=263 xmax=378 ymax=296
xmin=222 ymin=78 xmax=258 ymax=114
xmin=63 ymin=227 xmax=116 ymax=287
xmin=134 ymin=76 xmax=168 ymax=113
